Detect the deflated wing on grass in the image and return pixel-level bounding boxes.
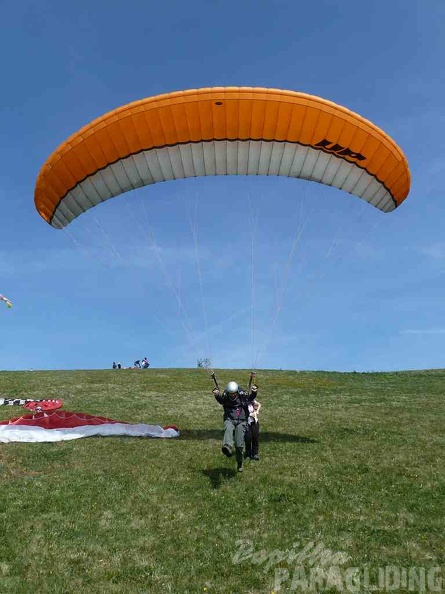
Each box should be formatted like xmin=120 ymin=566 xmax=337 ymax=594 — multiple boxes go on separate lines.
xmin=0 ymin=410 xmax=180 ymax=442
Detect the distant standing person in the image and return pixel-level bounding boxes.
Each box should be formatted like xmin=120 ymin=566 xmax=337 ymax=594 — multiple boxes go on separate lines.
xmin=112 ymin=362 xmax=117 ymax=370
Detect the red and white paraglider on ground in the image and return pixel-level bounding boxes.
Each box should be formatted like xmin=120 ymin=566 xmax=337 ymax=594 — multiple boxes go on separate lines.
xmin=0 ymin=410 xmax=180 ymax=443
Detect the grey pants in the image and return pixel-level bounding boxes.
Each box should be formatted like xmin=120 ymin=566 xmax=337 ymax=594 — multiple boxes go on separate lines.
xmin=223 ymin=419 xmax=246 ymax=463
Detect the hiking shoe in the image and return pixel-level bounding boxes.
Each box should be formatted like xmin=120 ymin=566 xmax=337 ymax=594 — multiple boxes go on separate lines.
xmin=253 ymin=455 xmax=259 ymax=461
xmin=222 ymin=444 xmax=233 ymax=458
xmin=237 ymin=462 xmax=244 ymax=472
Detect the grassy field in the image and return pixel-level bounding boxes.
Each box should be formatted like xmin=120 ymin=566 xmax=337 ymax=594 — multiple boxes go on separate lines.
xmin=0 ymin=367 xmax=444 ymax=594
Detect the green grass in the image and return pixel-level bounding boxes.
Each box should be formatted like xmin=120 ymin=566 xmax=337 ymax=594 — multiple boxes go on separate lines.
xmin=0 ymin=368 xmax=444 ymax=593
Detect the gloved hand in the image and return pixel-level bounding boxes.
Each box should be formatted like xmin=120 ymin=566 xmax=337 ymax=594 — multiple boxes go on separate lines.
xmin=251 ymin=384 xmax=258 ymax=393
xmin=212 ymin=388 xmax=221 ymax=396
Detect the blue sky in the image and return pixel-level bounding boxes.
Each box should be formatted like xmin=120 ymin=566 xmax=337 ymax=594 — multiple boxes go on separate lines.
xmin=1 ymin=0 xmax=445 ymax=372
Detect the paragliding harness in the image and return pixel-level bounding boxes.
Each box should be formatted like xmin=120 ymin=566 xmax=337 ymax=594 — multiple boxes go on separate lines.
xmin=211 ymin=371 xmax=256 ymax=419
xmin=211 ymin=371 xmax=256 ymax=397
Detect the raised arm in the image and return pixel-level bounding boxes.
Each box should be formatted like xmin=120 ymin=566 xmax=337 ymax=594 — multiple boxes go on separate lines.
xmin=213 ymin=388 xmax=225 ymax=405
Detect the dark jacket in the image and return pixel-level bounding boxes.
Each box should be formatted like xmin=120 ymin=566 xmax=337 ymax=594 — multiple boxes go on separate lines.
xmin=214 ymin=388 xmax=255 ymax=422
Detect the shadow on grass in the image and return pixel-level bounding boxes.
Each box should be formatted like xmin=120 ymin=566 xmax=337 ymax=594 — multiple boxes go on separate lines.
xmin=181 ymin=429 xmax=317 ymax=443
xmin=202 ymin=467 xmax=237 ymax=488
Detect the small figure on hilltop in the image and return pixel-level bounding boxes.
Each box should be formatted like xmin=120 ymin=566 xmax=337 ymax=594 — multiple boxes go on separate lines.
xmin=141 ymin=357 xmax=150 ymax=368
xmin=112 ymin=362 xmax=117 ymax=370
xmin=212 ymin=378 xmax=258 ymax=472
xmin=134 ymin=360 xmax=141 ymax=369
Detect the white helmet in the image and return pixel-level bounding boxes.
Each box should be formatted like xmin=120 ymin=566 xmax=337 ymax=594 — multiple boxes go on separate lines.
xmin=226 ymin=381 xmax=239 ymax=394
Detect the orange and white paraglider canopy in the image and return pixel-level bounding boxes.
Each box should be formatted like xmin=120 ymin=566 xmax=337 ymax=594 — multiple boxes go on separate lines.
xmin=35 ymin=87 xmax=410 ymax=229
